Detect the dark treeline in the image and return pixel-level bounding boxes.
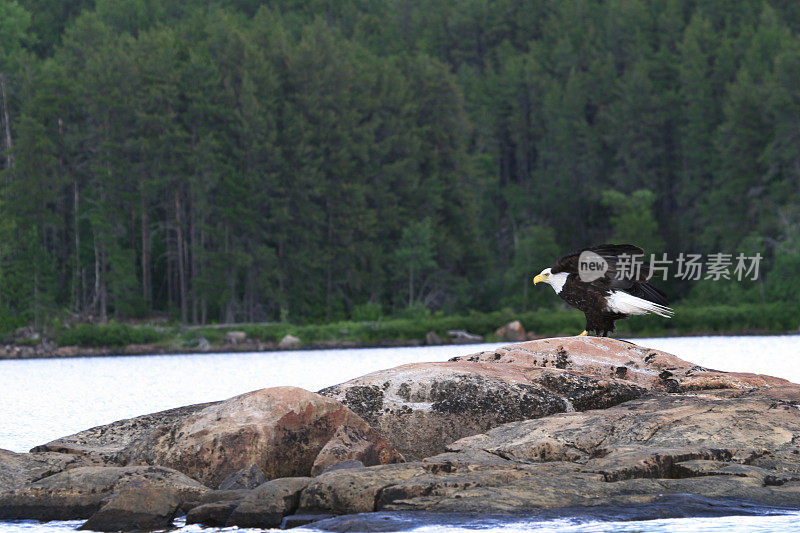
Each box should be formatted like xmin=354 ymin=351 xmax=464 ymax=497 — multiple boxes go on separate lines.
xmin=0 ymin=0 xmax=799 ymax=329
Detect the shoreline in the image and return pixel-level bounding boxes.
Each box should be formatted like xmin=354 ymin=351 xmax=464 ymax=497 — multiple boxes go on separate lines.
xmin=1 ymin=328 xmax=798 ymax=361
xmin=3 ymin=337 xmax=799 ymax=530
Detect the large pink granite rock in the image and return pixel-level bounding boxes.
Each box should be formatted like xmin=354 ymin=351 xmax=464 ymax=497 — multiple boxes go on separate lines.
xmin=452 ymin=336 xmax=791 ymax=391
xmin=320 ymin=337 xmax=792 ymax=460
xmin=120 ymin=386 xmax=403 ymax=488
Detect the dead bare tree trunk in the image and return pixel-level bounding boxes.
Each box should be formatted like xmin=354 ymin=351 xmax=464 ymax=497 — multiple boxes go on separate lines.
xmin=73 ymin=179 xmax=80 ymax=313
xmin=99 ymin=244 xmax=107 ymax=323
xmin=189 ymin=193 xmax=198 ymax=324
xmin=224 ymin=223 xmax=235 ymax=323
xmin=326 ymin=198 xmax=333 ymax=321
xmin=165 ymin=191 xmax=173 ymax=315
xmin=175 ymin=189 xmax=188 ymax=323
xmin=0 ymin=73 xmax=13 ymax=170
xmin=92 ymin=233 xmax=101 ymax=318
xmin=140 ymin=189 xmax=150 ymax=307
xmin=278 ymin=238 xmax=286 ymax=322
xmin=33 ymin=271 xmax=39 ymax=329
xmin=200 ymin=226 xmax=207 ymax=324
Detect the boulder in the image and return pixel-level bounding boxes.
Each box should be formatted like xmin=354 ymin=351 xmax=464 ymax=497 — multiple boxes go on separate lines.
xmin=0 ymin=448 xmax=107 ymax=492
xmin=226 ymin=477 xmax=311 ymax=528
xmin=495 ymin=320 xmax=526 ymax=341
xmin=424 ymin=331 xmax=442 ymax=345
xmin=32 ymin=402 xmax=216 ymax=463
xmin=78 ymin=485 xmax=181 ymax=532
xmin=185 ymin=500 xmax=240 ymax=527
xmin=180 ymin=488 xmax=251 ymax=513
xmin=120 ymin=387 xmax=403 ymax=488
xmin=319 ymin=359 xmax=645 ymax=460
xmin=29 ymin=387 xmax=401 ymax=492
xmin=311 ymin=426 xmax=398 ymax=476
xmin=218 ymin=463 xmax=268 ymax=490
xmin=195 ymin=337 xmax=211 ymax=351
xmin=0 ymin=465 xmax=208 ymax=521
xmin=224 ymin=330 xmax=247 ymax=344
xmin=278 ymin=334 xmax=301 ymax=349
xmin=299 ymin=463 xmax=428 ymax=515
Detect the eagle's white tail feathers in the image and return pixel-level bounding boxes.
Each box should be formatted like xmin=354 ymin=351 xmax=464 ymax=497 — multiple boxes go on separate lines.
xmin=605 ymin=291 xmax=674 ymax=318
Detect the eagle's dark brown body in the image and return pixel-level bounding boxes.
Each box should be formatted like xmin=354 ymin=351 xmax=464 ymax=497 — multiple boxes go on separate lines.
xmin=536 ymin=244 xmax=672 ymax=337
xmin=558 ymin=275 xmax=628 ymax=336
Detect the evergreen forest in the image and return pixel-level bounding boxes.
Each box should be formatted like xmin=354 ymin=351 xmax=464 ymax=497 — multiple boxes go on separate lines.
xmin=1 ymin=0 xmax=800 ymax=333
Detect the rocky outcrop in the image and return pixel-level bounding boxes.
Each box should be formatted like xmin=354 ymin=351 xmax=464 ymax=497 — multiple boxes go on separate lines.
xmin=294 ymin=338 xmax=800 ymax=517
xmin=4 ymin=337 xmax=800 ymax=530
xmin=296 ymin=389 xmax=800 ymax=516
xmin=119 ymin=386 xmax=403 ymax=488
xmin=451 ymin=336 xmax=791 ymax=392
xmin=304 ymin=494 xmax=798 ymax=530
xmin=320 ymin=336 xmax=793 ymax=462
xmin=0 ymin=465 xmax=208 ymax=521
xmin=448 ymin=390 xmax=800 ymax=474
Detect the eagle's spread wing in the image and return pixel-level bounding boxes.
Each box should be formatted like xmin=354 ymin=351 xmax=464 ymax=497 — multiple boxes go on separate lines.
xmin=552 ymin=243 xmax=669 ymax=306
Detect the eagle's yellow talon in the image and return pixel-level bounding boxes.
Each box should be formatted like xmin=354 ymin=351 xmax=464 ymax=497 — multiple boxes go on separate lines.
xmin=577 ymin=330 xmax=588 ymax=336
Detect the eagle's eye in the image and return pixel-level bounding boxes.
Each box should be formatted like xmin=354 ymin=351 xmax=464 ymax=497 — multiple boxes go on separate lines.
xmin=544 ymin=273 xmax=550 ymax=278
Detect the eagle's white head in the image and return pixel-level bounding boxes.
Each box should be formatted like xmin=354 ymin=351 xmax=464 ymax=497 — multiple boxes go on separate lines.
xmin=533 ymin=267 xmax=569 ymax=294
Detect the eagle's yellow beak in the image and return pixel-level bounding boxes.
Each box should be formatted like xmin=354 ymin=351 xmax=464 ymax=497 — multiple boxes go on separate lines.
xmin=533 ymin=274 xmax=544 ymax=285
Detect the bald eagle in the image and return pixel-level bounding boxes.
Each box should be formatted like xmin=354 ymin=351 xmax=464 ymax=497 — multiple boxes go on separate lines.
xmin=533 ymin=244 xmax=673 ymax=336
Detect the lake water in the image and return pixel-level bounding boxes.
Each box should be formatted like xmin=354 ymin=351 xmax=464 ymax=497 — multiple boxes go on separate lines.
xmin=1 ymin=335 xmax=799 ymax=532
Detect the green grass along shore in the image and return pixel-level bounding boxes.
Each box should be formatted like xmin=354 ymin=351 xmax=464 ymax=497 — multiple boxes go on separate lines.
xmin=14 ymin=302 xmax=798 ymax=353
